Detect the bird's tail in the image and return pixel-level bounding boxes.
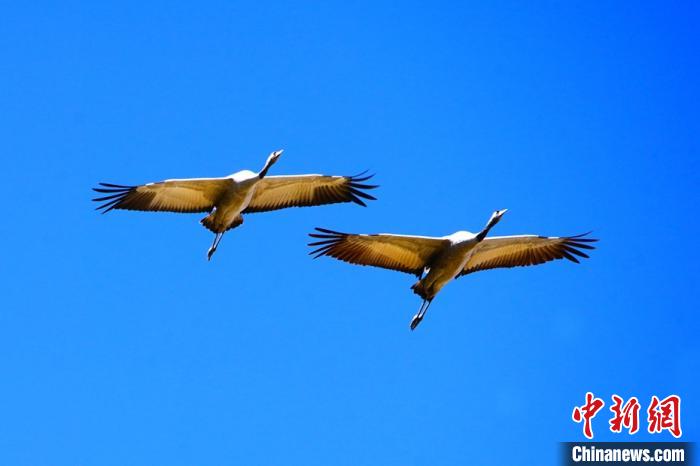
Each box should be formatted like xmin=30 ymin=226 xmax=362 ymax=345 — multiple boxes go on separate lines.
xmin=200 ymin=214 xmax=243 ymax=233
xmin=200 ymin=214 xmax=218 ymax=233
xmin=411 ymin=280 xmax=429 ymax=300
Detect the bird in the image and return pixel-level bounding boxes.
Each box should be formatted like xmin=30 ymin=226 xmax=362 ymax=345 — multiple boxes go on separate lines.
xmin=93 ymin=150 xmax=378 ymax=260
xmin=309 ymin=209 xmax=597 ymax=330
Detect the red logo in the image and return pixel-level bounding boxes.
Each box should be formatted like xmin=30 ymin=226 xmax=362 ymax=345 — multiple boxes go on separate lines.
xmin=572 ymin=393 xmax=682 ymax=439
xmin=609 ymin=395 xmax=641 ymax=434
xmin=647 ymin=395 xmax=682 ymax=438
xmin=572 ymin=392 xmax=605 ymax=439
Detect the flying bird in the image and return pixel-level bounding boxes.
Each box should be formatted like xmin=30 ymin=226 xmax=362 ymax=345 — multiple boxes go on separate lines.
xmin=93 ymin=150 xmax=378 ymax=260
xmin=309 ymin=209 xmax=596 ymax=330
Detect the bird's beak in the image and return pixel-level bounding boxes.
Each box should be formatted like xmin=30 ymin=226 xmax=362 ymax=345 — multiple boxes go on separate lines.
xmin=500 ymin=208 xmax=508 ymax=215
xmin=275 ymin=149 xmax=284 ymax=157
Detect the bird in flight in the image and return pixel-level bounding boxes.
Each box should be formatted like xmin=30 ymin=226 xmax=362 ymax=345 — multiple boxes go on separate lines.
xmin=309 ymin=209 xmax=597 ymax=330
xmin=93 ymin=150 xmax=378 ymax=260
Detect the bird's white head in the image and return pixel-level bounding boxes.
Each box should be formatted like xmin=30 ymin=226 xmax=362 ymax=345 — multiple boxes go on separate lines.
xmin=488 ymin=208 xmax=508 ymax=227
xmin=268 ymin=149 xmax=283 ymax=164
xmin=259 ymin=149 xmax=284 ymax=178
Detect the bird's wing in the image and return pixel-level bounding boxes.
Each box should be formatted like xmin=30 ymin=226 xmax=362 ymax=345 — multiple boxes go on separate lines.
xmin=92 ymin=177 xmax=232 ymax=213
xmin=243 ymin=172 xmax=377 ymax=213
xmin=459 ymin=233 xmax=597 ymax=276
xmin=309 ymin=228 xmax=449 ymax=276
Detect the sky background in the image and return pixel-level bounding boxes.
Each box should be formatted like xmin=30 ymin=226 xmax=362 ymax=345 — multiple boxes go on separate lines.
xmin=1 ymin=1 xmax=698 ymax=465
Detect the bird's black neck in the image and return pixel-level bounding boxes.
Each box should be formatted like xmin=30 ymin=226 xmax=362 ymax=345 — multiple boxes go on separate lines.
xmin=258 ymin=164 xmax=271 ymax=179
xmin=476 ymin=222 xmax=495 ymax=242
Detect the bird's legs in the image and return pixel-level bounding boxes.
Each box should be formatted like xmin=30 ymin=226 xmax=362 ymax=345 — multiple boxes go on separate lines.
xmin=207 ymin=233 xmax=224 ymax=261
xmin=410 ymin=299 xmax=433 ymax=330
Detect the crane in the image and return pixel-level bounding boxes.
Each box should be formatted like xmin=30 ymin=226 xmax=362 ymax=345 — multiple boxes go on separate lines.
xmin=309 ymin=209 xmax=596 ymax=329
xmin=94 ymin=150 xmax=377 ymax=260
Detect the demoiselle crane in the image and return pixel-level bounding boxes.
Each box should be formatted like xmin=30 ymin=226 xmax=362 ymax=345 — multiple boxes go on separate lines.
xmin=93 ymin=150 xmax=378 ymax=260
xmin=309 ymin=209 xmax=597 ymax=330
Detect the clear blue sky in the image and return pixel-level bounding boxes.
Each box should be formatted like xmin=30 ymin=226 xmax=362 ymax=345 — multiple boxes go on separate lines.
xmin=1 ymin=2 xmax=698 ymax=465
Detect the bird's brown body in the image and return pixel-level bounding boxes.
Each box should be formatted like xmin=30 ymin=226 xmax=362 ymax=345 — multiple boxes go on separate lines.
xmin=200 ymin=175 xmax=257 ymax=233
xmin=411 ymin=233 xmax=477 ymax=300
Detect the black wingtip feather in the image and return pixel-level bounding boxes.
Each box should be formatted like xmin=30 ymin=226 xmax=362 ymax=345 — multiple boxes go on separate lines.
xmin=568 ymin=243 xmax=595 ymax=250
xmin=349 ymin=188 xmax=377 ymax=201
xmin=350 ymin=170 xmax=371 ymax=179
xmin=350 ymin=196 xmax=368 ymax=207
xmin=98 ymin=182 xmax=134 ymax=188
xmin=307 ymin=228 xmax=353 ymax=258
xmin=563 ymin=245 xmax=589 ymax=259
xmin=568 ymin=232 xmax=598 ymax=242
xmin=311 ymin=227 xmax=348 ymax=236
xmin=92 ymin=182 xmax=137 ymax=212
xmin=92 ymin=193 xmax=125 ymax=202
xmin=351 ymin=183 xmax=379 ymax=190
xmin=560 ymin=250 xmax=580 ymax=263
xmin=345 ymin=172 xmax=378 ymax=207
xmin=559 ymin=232 xmax=598 ymax=263
xmin=307 ymin=239 xmax=341 ymax=247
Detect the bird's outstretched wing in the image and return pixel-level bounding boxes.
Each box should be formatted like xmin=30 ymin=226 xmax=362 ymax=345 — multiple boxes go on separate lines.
xmin=309 ymin=228 xmax=449 ymax=276
xmin=243 ymin=172 xmax=377 ymax=213
xmin=459 ymin=233 xmax=597 ymax=276
xmin=92 ymin=178 xmax=232 ymax=213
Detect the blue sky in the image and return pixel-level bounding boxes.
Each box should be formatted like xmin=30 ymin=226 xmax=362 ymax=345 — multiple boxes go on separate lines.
xmin=0 ymin=1 xmax=698 ymax=465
